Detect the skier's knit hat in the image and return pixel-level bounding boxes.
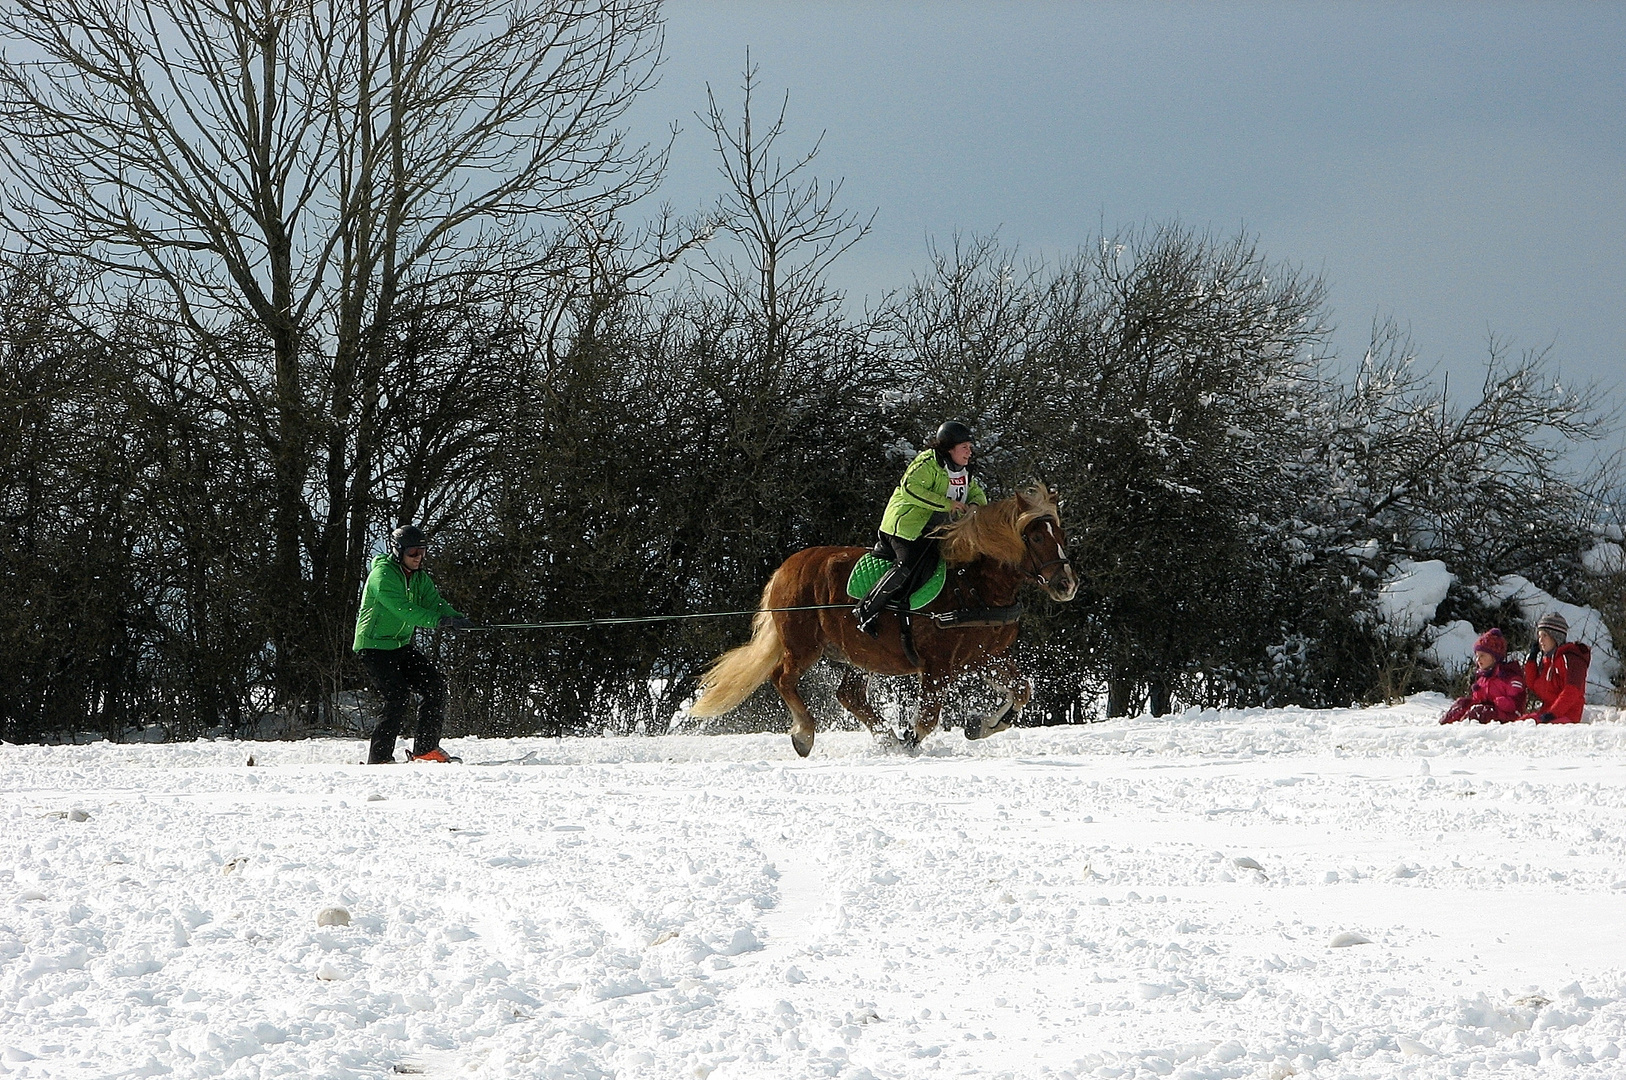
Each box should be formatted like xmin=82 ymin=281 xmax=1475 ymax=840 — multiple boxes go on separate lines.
xmin=1472 ymin=627 xmax=1508 ymax=661
xmin=1536 ymin=611 xmax=1569 ymax=643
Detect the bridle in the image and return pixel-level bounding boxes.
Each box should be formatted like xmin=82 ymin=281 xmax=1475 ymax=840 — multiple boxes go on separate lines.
xmin=1022 ymin=517 xmax=1072 ymax=588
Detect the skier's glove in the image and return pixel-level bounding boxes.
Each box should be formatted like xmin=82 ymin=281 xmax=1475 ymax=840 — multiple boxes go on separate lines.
xmin=1525 ymin=642 xmax=1541 ymax=664
xmin=440 ymin=615 xmax=475 ymax=630
xmin=1535 ymin=711 xmax=1556 ymax=724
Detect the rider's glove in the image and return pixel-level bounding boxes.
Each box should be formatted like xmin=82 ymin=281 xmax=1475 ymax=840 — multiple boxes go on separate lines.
xmin=440 ymin=615 xmax=475 ymax=630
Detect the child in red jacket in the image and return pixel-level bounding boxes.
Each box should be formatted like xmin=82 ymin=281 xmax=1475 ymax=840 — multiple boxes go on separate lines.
xmin=1519 ymin=611 xmax=1591 ymax=724
xmin=1441 ymin=628 xmax=1527 ymax=724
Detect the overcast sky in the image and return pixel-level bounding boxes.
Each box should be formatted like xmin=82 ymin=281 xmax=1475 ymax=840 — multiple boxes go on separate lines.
xmin=628 ymin=1 xmax=1624 ymax=414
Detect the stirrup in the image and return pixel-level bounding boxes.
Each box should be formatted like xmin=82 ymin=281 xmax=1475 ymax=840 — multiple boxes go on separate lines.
xmin=854 ymin=605 xmax=880 ymax=637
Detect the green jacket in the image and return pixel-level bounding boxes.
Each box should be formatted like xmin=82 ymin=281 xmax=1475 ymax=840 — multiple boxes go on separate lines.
xmin=879 ymin=449 xmax=988 ymax=540
xmin=353 ymin=554 xmax=462 ymax=652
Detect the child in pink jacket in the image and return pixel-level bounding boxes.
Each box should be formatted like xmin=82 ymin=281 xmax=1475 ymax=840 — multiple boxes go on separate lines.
xmin=1440 ymin=628 xmax=1527 ymax=724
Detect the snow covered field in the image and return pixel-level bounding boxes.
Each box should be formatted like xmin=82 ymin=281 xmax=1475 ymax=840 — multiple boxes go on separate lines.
xmin=7 ymin=698 xmax=1626 ymax=1079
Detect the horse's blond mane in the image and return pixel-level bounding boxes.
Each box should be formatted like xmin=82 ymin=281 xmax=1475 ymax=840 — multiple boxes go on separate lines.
xmin=937 ymin=482 xmax=1061 ymax=567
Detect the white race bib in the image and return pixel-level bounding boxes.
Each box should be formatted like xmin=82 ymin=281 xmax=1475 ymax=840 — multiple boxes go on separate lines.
xmin=946 ymin=466 xmax=969 ymax=502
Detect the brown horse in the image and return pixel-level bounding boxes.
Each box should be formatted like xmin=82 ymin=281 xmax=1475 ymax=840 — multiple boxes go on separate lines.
xmin=688 ymin=483 xmax=1078 ymax=756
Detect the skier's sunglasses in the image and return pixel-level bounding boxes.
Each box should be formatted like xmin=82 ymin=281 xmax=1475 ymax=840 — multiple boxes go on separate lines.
xmin=402 ymin=547 xmax=426 ymax=559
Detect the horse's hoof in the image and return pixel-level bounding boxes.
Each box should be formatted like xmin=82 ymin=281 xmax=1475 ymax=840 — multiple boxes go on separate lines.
xmin=791 ymin=731 xmax=814 ymax=758
xmin=967 ymin=708 xmax=1013 ymax=741
xmin=899 ymin=726 xmax=921 ymax=751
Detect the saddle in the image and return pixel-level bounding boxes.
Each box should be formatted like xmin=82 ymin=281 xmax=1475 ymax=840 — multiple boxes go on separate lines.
xmin=845 ymin=548 xmax=947 ymax=610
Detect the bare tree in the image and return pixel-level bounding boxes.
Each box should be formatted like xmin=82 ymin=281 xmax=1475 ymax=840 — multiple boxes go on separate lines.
xmin=887 ymin=233 xmax=1073 ymax=487
xmin=696 ymin=60 xmax=874 ymax=368
xmin=0 ymin=0 xmax=666 ymax=711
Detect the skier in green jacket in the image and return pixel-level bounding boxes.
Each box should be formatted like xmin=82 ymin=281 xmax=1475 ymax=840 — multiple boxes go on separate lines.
xmin=353 ymin=524 xmax=472 ymax=763
xmin=853 ymin=420 xmax=988 ymax=636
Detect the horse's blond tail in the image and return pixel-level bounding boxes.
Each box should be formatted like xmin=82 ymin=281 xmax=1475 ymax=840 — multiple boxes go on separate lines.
xmin=688 ymin=584 xmax=783 ymax=717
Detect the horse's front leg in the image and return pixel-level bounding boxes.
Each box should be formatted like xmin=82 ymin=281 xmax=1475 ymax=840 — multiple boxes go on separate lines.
xmin=904 ymin=671 xmax=951 ymax=749
xmin=966 ymin=655 xmax=1031 ymax=741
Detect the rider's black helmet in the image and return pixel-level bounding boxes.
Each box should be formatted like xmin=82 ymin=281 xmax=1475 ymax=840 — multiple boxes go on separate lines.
xmin=388 ymin=524 xmax=428 ymax=558
xmin=929 ymin=420 xmax=974 ymax=449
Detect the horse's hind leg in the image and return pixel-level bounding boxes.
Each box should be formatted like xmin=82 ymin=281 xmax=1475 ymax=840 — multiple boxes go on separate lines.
xmin=835 ymin=666 xmax=886 ymax=734
xmin=774 ymin=658 xmax=819 ymax=758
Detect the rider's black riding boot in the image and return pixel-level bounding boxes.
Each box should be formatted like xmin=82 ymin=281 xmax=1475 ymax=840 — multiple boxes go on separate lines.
xmin=854 ymin=563 xmax=912 ymax=636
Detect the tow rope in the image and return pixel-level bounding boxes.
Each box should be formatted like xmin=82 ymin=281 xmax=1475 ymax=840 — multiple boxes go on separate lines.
xmin=459 ymin=599 xmax=1023 ymax=632
xmin=462 ymin=603 xmax=853 ymax=631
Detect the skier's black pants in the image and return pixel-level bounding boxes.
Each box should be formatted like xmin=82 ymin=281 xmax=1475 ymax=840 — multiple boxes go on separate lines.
xmin=855 ymin=531 xmax=938 ymax=623
xmin=357 ymin=645 xmax=446 ymax=763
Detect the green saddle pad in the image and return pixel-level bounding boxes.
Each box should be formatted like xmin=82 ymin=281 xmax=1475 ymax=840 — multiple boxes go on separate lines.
xmin=845 ymin=552 xmax=947 ymax=609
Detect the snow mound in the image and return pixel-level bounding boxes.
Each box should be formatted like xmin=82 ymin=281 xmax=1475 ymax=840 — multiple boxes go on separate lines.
xmin=1380 ymin=560 xmax=1620 ymax=703
xmin=1582 ymin=541 xmax=1624 ymax=576
xmin=1377 ymin=559 xmax=1453 ymax=635
xmin=1424 ymin=618 xmax=1480 ymax=672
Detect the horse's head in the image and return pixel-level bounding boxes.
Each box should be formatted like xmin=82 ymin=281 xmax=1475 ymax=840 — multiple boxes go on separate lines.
xmin=939 ymin=482 xmax=1078 ymax=601
xmin=1014 ymin=484 xmax=1078 ymax=602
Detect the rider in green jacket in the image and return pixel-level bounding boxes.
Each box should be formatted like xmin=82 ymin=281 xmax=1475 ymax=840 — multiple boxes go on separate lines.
xmin=353 ymin=524 xmax=472 ymax=763
xmin=854 ymin=420 xmax=988 ymax=635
